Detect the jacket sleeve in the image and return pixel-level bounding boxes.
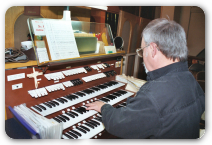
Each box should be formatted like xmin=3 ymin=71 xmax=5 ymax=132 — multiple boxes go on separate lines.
xmin=101 ymin=90 xmax=161 ymax=139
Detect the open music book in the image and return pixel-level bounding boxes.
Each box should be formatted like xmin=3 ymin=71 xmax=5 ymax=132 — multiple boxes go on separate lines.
xmin=116 ymin=74 xmax=147 ymax=93
xmin=13 ymin=104 xmax=63 ymax=139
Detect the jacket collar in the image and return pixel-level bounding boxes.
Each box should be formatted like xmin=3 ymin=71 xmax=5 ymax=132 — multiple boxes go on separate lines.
xmin=146 ymin=61 xmax=188 ymax=81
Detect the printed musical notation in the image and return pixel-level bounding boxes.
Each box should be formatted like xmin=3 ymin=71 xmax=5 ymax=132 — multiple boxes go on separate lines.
xmin=43 ymin=20 xmax=80 ymax=60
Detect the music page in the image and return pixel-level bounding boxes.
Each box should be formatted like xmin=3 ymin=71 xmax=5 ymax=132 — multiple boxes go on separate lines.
xmin=43 ymin=20 xmax=80 ymax=60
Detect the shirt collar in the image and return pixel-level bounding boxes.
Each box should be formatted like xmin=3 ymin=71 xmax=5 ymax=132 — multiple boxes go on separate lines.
xmin=146 ymin=61 xmax=188 ymax=81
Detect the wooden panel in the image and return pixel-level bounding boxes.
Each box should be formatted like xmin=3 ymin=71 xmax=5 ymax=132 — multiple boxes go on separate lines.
xmin=5 ymin=60 xmax=37 ymax=70
xmin=160 ymin=6 xmax=175 ymax=20
xmin=5 ymin=6 xmax=24 ymax=48
xmin=117 ymin=10 xmax=151 ymax=53
xmin=187 ymin=9 xmax=205 ymax=56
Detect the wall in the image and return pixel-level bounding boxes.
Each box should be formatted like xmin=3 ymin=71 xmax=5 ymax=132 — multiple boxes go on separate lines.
xmin=160 ymin=6 xmax=205 ymax=56
xmin=186 ymin=7 xmax=205 ymax=56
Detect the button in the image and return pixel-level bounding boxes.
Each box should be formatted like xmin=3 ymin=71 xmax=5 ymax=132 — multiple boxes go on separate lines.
xmin=87 ymin=101 xmax=89 ymax=103
xmin=67 ymin=108 xmax=70 ymax=111
xmin=73 ymin=126 xmax=76 ymax=129
xmin=72 ymin=107 xmax=75 ymax=109
xmin=62 ymin=110 xmax=65 ymax=114
xmin=95 ymin=136 xmax=97 ymax=138
xmin=99 ymin=133 xmax=102 ymax=136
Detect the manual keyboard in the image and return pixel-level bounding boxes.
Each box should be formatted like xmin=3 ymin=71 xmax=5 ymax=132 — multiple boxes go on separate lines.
xmin=30 ymin=81 xmax=125 ymax=116
xmin=51 ymin=90 xmax=133 ymax=130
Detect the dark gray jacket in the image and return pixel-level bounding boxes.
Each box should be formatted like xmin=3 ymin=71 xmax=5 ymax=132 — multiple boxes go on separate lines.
xmin=101 ymin=61 xmax=205 ymax=139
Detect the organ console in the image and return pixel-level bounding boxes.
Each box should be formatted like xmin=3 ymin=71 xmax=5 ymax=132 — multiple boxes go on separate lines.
xmin=5 ymin=53 xmax=135 ymax=139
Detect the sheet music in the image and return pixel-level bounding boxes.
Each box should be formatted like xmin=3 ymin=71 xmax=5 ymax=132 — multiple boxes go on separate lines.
xmin=43 ymin=20 xmax=80 ymax=60
xmin=37 ymin=48 xmax=49 ymax=63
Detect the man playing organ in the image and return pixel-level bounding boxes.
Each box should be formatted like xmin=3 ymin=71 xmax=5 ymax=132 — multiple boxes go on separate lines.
xmin=86 ymin=18 xmax=205 ymax=139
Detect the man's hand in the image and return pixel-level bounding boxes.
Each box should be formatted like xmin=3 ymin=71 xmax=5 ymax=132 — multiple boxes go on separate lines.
xmin=85 ymin=101 xmax=106 ymax=113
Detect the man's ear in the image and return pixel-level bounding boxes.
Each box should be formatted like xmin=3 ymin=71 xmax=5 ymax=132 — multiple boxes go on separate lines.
xmin=150 ymin=43 xmax=157 ymax=58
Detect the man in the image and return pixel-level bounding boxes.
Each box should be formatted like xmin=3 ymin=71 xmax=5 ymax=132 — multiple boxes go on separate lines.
xmin=86 ymin=18 xmax=205 ymax=139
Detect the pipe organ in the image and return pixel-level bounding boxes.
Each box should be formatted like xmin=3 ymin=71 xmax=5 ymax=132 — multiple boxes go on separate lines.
xmin=5 ymin=55 xmax=135 ymax=139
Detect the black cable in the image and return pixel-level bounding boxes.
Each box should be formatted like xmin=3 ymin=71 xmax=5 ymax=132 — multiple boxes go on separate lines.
xmin=5 ymin=48 xmax=29 ymax=63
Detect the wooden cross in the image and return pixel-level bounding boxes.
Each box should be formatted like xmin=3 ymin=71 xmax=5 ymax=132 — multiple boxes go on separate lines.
xmin=27 ymin=67 xmax=43 ymax=89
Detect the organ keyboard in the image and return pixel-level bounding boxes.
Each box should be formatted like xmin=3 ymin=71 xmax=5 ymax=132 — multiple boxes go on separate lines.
xmin=5 ymin=55 xmax=134 ymax=139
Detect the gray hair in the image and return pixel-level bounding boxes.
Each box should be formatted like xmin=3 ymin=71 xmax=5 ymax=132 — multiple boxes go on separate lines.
xmin=142 ymin=18 xmax=188 ymax=61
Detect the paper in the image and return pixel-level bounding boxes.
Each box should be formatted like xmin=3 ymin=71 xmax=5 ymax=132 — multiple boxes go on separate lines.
xmin=95 ymin=43 xmax=100 ymax=53
xmin=7 ymin=73 xmax=25 ymax=81
xmin=104 ymin=46 xmax=117 ymax=54
xmin=31 ymin=20 xmax=45 ymax=36
xmin=43 ymin=20 xmax=80 ymax=60
xmin=37 ymin=48 xmax=49 ymax=63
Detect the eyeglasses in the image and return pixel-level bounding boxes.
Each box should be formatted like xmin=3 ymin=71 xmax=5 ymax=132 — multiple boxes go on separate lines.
xmin=136 ymin=45 xmax=149 ymax=57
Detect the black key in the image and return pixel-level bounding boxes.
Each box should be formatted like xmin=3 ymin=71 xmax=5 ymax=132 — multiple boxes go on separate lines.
xmin=105 ymin=95 xmax=116 ymax=100
xmin=64 ymin=96 xmax=73 ymax=101
xmin=112 ymin=92 xmax=122 ymax=96
xmin=97 ymin=85 xmax=107 ymax=89
xmin=74 ymin=80 xmax=79 ymax=85
xmin=68 ymin=111 xmax=78 ymax=117
xmin=70 ymin=80 xmax=76 ymax=86
xmin=105 ymin=82 xmax=113 ymax=86
xmin=94 ymin=117 xmax=102 ymax=122
xmin=37 ymin=104 xmax=46 ymax=110
xmin=117 ymin=90 xmax=127 ymax=94
xmin=99 ymin=98 xmax=110 ymax=103
xmin=63 ymin=133 xmax=74 ymax=139
xmin=90 ymin=87 xmax=100 ymax=91
xmin=74 ymin=109 xmax=83 ymax=114
xmin=48 ymin=101 xmax=56 ymax=107
xmin=51 ymin=100 xmax=59 ymax=106
xmin=82 ymin=89 xmax=94 ymax=94
xmin=53 ymin=117 xmax=62 ymax=123
xmin=78 ymin=107 xmax=87 ymax=113
xmin=85 ymin=123 xmax=94 ymax=129
xmin=32 ymin=106 xmax=42 ymax=112
xmin=55 ymin=98 xmax=64 ymax=104
xmin=66 ymin=94 xmax=78 ymax=100
xmin=60 ymin=98 xmax=68 ymax=102
xmin=70 ymin=130 xmax=82 ymax=137
xmin=76 ymin=127 xmax=87 ymax=134
xmin=43 ymin=102 xmax=52 ymax=108
xmin=90 ymin=120 xmax=100 ymax=125
xmin=75 ymin=92 xmax=85 ymax=97
xmin=110 ymin=81 xmax=118 ymax=85
xmin=60 ymin=114 xmax=70 ymax=121
xmin=65 ymin=112 xmax=75 ymax=118
xmin=57 ymin=116 xmax=66 ymax=122
xmin=103 ymin=72 xmax=110 ymax=77
xmin=66 ymin=131 xmax=78 ymax=139
xmin=77 ymin=80 xmax=81 ymax=85
xmin=70 ymin=94 xmax=79 ymax=99
xmin=80 ymin=125 xmax=90 ymax=132
xmin=87 ymin=121 xmax=97 ymax=127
